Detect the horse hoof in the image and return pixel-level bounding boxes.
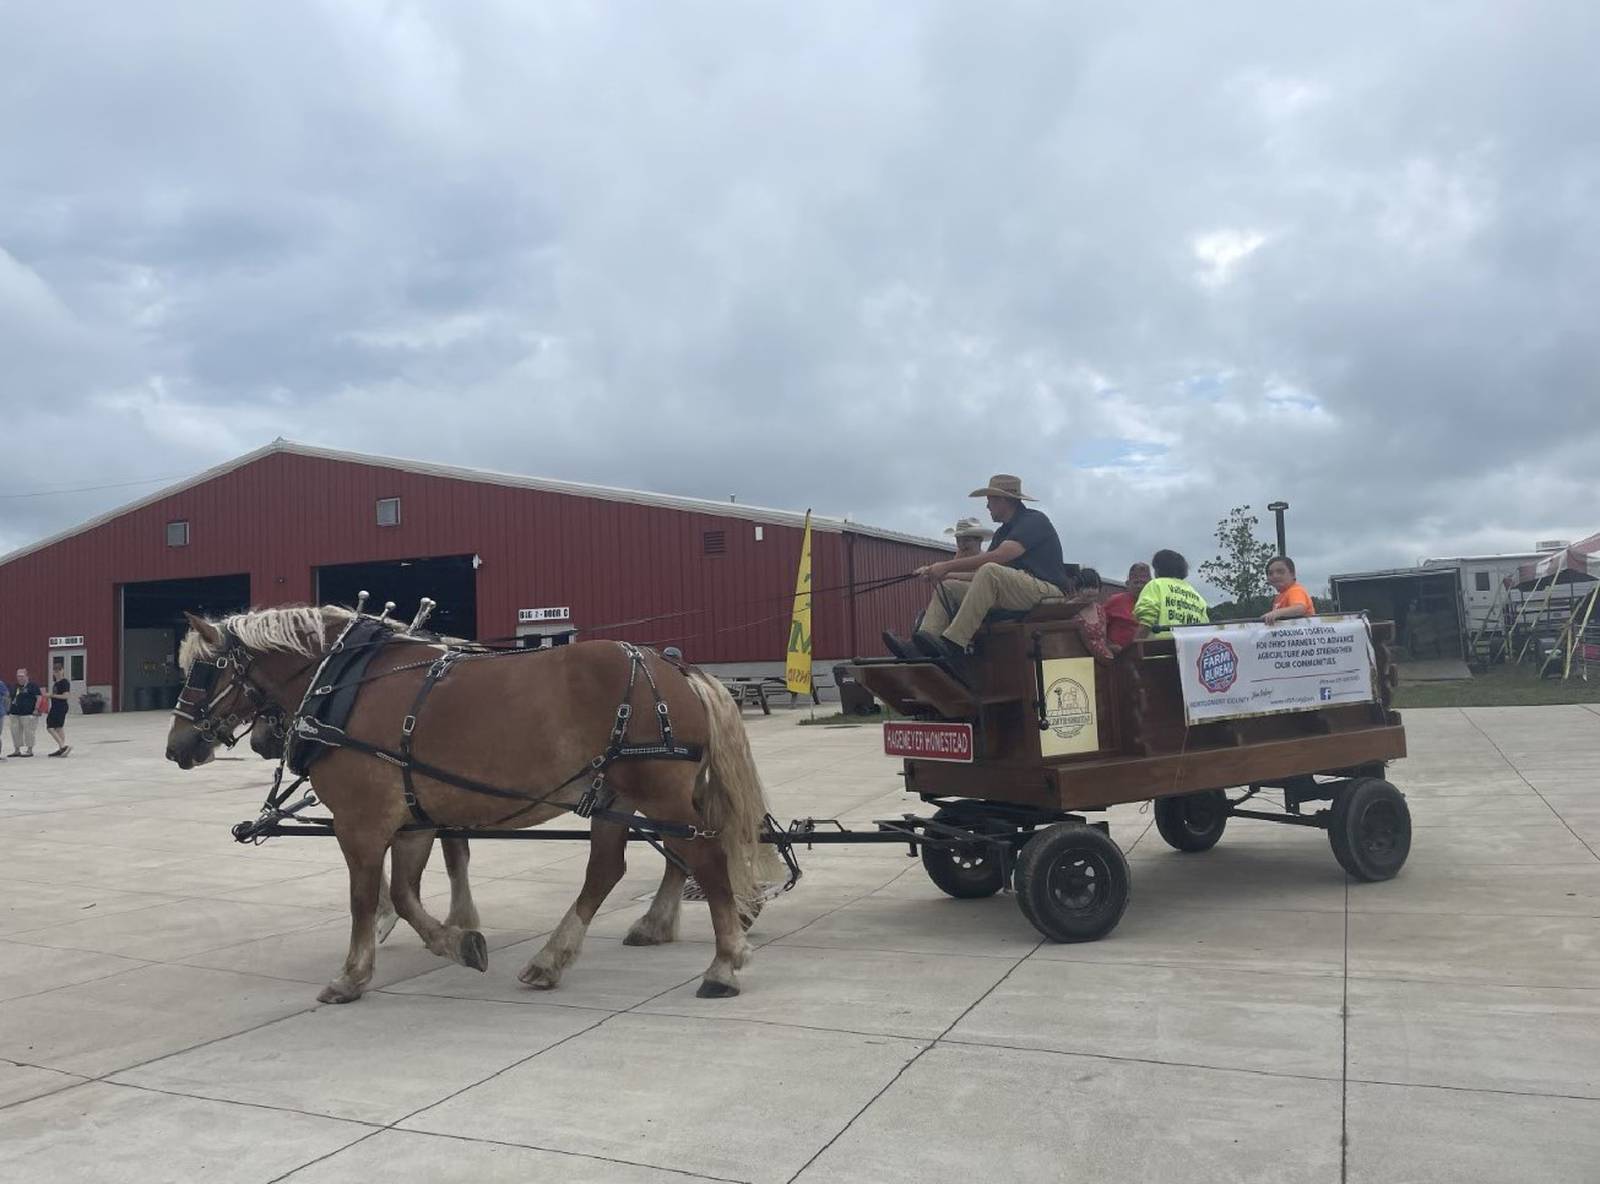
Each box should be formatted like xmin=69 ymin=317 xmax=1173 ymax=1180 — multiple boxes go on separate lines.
xmin=377 ymin=911 xmax=399 ymax=944
xmin=318 ymin=982 xmax=362 ymax=1004
xmin=519 ymin=965 xmax=559 ymax=991
xmin=696 ymin=979 xmax=740 ymax=999
xmin=623 ymin=924 xmax=669 ymax=947
xmin=459 ymin=930 xmax=489 ymax=972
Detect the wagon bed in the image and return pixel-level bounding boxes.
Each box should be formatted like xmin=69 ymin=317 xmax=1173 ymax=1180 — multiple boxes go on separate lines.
xmin=838 ymin=607 xmax=1413 ymax=942
xmin=850 ymin=609 xmax=1405 ymax=809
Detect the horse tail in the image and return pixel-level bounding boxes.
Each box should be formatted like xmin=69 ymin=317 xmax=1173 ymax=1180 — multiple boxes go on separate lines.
xmin=684 ymin=669 xmax=785 ymax=918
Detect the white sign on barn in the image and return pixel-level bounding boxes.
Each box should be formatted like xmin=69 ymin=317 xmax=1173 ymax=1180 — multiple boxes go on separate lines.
xmin=518 ymin=607 xmax=571 ymax=623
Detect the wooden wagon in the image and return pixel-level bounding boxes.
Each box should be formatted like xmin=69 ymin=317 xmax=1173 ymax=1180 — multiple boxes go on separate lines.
xmin=841 ymin=607 xmax=1411 ymax=942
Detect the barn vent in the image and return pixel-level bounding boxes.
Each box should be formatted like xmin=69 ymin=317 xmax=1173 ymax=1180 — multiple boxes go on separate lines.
xmin=702 ymin=530 xmax=726 ymax=556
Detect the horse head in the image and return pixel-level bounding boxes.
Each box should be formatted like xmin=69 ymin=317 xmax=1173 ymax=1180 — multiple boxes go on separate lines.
xmin=250 ymin=706 xmax=289 ymax=761
xmin=166 ymin=607 xmax=327 ymax=770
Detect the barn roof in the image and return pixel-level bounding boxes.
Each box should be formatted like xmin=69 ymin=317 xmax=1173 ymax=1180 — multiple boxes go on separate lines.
xmin=0 ymin=438 xmax=951 ymax=568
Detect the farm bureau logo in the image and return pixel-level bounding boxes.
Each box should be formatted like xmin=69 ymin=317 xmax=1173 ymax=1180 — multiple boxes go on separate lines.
xmin=1197 ymin=637 xmax=1239 ymax=693
xmin=1044 ymin=676 xmax=1092 ymax=739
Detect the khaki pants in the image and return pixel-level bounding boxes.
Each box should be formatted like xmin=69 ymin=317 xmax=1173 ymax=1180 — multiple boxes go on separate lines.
xmin=921 ymin=565 xmax=1064 ymax=647
xmin=9 ymin=714 xmax=38 ymax=753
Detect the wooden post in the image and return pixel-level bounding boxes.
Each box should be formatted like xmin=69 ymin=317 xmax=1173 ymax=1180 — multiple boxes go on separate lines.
xmin=1511 ymin=574 xmax=1558 ymax=665
xmin=1560 ymin=586 xmax=1598 ymax=681
xmin=1538 ymin=591 xmax=1588 ymax=679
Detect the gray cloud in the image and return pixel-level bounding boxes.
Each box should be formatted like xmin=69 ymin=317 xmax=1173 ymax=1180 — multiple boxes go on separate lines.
xmin=2 ymin=1 xmax=1596 ymax=596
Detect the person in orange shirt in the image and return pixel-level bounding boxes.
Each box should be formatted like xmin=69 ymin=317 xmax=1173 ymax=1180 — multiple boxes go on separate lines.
xmin=1263 ymin=555 xmax=1315 ymax=623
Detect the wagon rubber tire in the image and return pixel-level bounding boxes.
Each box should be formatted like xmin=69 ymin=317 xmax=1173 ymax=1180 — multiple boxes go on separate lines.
xmin=1153 ymin=789 xmax=1229 ymax=852
xmin=920 ymin=808 xmax=1010 ymax=899
xmin=1329 ymin=778 xmax=1411 ymax=881
xmin=1014 ymin=823 xmax=1131 ymax=942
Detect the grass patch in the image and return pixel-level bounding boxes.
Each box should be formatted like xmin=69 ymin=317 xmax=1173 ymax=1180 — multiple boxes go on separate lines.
xmin=1394 ymin=662 xmax=1600 ymax=708
xmin=796 ymin=708 xmax=898 ymax=727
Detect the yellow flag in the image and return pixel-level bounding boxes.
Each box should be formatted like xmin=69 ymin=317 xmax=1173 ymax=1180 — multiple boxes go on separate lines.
xmin=785 ymin=511 xmax=813 ymax=695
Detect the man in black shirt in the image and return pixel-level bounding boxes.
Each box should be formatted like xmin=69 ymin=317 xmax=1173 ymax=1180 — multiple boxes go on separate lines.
xmin=903 ymin=474 xmax=1069 ymax=657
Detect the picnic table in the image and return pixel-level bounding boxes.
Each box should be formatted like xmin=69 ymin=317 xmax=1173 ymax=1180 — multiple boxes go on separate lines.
xmin=720 ymin=676 xmax=821 ymax=714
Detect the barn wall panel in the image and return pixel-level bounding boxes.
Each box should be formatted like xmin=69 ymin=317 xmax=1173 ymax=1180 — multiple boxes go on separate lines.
xmin=0 ymin=451 xmax=950 ymax=703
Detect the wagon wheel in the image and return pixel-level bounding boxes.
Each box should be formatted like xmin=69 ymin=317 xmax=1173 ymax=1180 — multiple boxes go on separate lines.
xmin=1153 ymin=789 xmax=1229 ymax=852
xmin=1014 ymin=823 xmax=1130 ymax=942
xmin=1328 ymin=778 xmax=1411 ymax=881
xmin=920 ymin=808 xmax=1011 ymax=899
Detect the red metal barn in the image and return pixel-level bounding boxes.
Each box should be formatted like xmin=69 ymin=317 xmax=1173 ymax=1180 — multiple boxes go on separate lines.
xmin=0 ymin=441 xmax=949 ymax=710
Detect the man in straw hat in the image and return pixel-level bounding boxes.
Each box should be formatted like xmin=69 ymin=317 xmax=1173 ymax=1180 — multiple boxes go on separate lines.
xmin=946 ymin=516 xmax=994 ymax=559
xmin=888 ymin=474 xmax=1070 ymax=667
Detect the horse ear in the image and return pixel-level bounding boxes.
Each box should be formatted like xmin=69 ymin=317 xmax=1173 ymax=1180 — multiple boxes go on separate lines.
xmin=184 ymin=612 xmax=221 ymax=646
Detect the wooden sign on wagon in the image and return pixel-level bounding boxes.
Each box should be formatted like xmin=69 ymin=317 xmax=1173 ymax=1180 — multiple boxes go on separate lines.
xmin=1173 ymin=617 xmax=1377 ymax=725
xmin=1038 ymin=656 xmax=1101 ymax=756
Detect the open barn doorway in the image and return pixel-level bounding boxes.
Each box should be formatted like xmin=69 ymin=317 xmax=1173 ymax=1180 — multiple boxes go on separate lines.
xmin=315 ymin=554 xmax=478 ymax=640
xmin=120 ymin=573 xmax=251 ymax=710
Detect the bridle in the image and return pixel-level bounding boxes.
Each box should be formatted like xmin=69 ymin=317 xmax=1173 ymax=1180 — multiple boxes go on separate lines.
xmin=254 ymin=704 xmax=291 ymax=747
xmin=172 ymin=633 xmax=293 ymax=750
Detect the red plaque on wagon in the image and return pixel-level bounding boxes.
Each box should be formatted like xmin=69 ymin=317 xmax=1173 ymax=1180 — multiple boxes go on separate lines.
xmin=883 ymin=720 xmax=974 ymax=763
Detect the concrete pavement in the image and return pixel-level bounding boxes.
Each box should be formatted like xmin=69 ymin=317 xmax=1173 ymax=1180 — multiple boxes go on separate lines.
xmin=1 ymin=703 xmax=1597 ymax=1182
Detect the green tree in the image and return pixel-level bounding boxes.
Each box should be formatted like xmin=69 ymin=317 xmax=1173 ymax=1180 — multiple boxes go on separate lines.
xmin=1198 ymin=505 xmax=1276 ymax=607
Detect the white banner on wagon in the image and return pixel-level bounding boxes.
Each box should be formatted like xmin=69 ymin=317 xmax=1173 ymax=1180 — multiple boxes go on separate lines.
xmin=1174 ymin=617 xmax=1376 ymax=725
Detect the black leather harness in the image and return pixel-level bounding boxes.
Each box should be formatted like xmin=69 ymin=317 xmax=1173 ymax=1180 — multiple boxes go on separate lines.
xmin=280 ymin=633 xmax=707 ymax=837
xmin=286 ymin=617 xmax=393 ymax=776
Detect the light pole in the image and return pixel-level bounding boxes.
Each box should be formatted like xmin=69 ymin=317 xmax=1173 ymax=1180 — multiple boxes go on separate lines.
xmin=1267 ymin=501 xmax=1289 ymax=557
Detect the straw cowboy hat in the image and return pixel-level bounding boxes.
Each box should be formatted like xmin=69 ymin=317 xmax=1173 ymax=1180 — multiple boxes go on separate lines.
xmin=944 ymin=516 xmax=994 ymax=541
xmin=969 ymin=474 xmax=1038 ymax=501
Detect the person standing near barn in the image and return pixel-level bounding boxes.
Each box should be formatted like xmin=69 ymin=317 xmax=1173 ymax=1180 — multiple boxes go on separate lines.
xmin=44 ymin=658 xmax=71 ymax=757
xmin=9 ymin=668 xmax=41 ymax=757
xmin=0 ymin=672 xmax=8 ymax=761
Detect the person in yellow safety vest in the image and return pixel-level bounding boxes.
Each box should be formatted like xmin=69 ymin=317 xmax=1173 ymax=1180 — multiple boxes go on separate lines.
xmin=1134 ymin=549 xmax=1210 ymax=636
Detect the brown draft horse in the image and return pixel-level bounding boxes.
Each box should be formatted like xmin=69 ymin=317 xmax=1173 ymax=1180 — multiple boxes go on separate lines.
xmin=167 ymin=606 xmax=784 ymax=1002
xmin=249 ymin=708 xmax=689 ymax=950
xmin=247 ymin=710 xmax=478 ymax=944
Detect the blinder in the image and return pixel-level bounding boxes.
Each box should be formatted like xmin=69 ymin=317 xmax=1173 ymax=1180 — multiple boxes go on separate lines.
xmin=172 ymin=637 xmax=274 ymax=748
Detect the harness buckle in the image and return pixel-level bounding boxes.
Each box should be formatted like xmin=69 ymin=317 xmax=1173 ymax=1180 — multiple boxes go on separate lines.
xmin=575 ymin=773 xmax=609 ymax=818
xmin=617 ymin=704 xmax=632 ymax=721
xmin=656 ymin=702 xmax=670 ymax=716
xmin=402 ymin=715 xmax=417 ymax=736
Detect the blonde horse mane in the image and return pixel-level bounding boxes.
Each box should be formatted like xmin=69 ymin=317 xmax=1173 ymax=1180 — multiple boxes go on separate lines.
xmin=178 ymin=604 xmax=361 ymax=671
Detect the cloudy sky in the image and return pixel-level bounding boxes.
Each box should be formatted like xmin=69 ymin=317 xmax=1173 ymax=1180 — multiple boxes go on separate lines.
xmin=2 ymin=1 xmax=1596 ymax=595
